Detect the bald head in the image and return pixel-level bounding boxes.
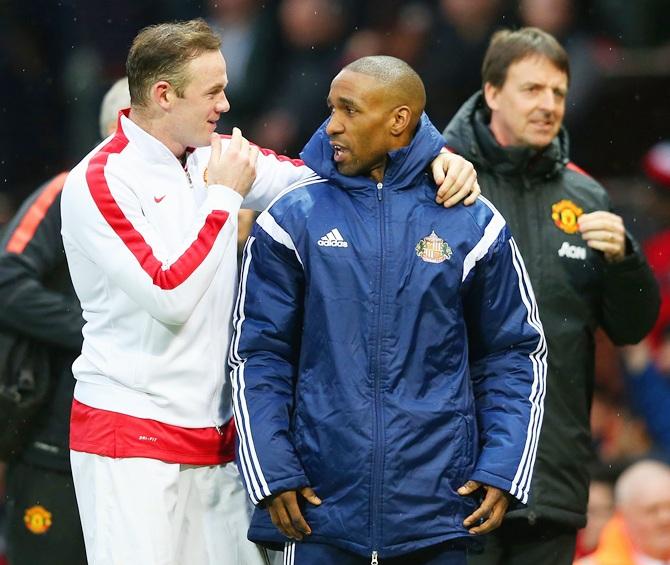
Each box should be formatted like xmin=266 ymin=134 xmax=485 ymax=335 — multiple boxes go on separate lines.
xmin=614 ymin=459 xmax=670 ymax=559
xmin=343 ymin=56 xmax=426 ymax=130
xmin=615 ymin=460 xmax=670 ymax=507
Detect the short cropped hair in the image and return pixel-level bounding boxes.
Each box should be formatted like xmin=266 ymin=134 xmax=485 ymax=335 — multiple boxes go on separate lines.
xmin=482 ymin=27 xmax=570 ymax=89
xmin=343 ymin=55 xmax=426 ymax=128
xmin=126 ymin=18 xmax=221 ymax=107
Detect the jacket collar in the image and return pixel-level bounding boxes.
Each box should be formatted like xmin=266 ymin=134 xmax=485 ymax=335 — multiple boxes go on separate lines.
xmin=116 ymin=109 xmax=194 ymax=166
xmin=299 ymin=113 xmax=446 ymax=191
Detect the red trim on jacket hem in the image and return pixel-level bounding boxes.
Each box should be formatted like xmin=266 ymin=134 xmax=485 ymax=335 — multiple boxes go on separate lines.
xmin=85 ymin=114 xmax=230 ymax=290
xmin=69 ymin=399 xmax=236 ymax=465
xmin=5 ymin=172 xmax=69 ymax=253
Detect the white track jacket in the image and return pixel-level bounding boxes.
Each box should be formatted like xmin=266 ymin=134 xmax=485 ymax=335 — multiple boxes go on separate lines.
xmin=61 ymin=111 xmax=312 ymax=432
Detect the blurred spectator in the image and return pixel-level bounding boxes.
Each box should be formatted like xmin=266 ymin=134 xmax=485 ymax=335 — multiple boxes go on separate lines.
xmin=589 ymin=386 xmax=652 ymax=463
xmin=574 ymin=459 xmax=670 ymax=564
xmin=592 ymin=0 xmax=670 ymax=48
xmin=620 ymin=327 xmax=670 ymax=458
xmin=339 ymin=2 xmax=432 ymax=78
xmin=252 ymin=0 xmax=349 ymax=155
xmin=207 ymin=0 xmax=281 ymax=133
xmin=419 ymin=0 xmax=509 ymax=128
xmin=574 ymin=466 xmax=616 ymax=560
xmin=641 ymin=141 xmax=670 ymax=350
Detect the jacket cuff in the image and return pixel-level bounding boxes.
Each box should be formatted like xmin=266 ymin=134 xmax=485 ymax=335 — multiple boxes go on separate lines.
xmin=207 ymin=184 xmax=244 ymax=213
xmin=603 ymin=233 xmax=646 ymax=273
xmin=257 ymin=473 xmax=311 ymax=507
xmin=470 ymin=468 xmax=519 ymax=501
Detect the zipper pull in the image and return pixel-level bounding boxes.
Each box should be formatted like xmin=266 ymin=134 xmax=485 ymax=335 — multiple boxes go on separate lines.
xmin=376 ymin=182 xmax=383 ymax=201
xmin=371 ymin=550 xmax=379 ymax=564
xmin=214 ymin=424 xmax=223 ymax=436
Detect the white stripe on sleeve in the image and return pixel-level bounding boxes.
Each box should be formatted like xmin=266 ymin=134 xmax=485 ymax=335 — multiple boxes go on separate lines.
xmin=507 ymin=237 xmax=547 ymax=503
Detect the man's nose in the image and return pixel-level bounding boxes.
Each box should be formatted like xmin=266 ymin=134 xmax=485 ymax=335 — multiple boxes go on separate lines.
xmin=216 ymin=93 xmax=230 ymax=114
xmin=538 ymin=89 xmax=556 ymax=112
xmin=326 ymin=115 xmax=343 ymax=136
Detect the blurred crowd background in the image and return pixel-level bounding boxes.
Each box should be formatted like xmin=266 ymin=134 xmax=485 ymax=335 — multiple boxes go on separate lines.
xmin=1 ymin=0 xmax=669 ymax=561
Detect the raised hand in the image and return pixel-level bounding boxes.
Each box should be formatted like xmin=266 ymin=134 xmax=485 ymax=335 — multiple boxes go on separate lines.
xmin=578 ymin=210 xmax=626 ymax=263
xmin=207 ymin=127 xmax=259 ymax=198
xmin=432 ymin=151 xmax=480 ymax=208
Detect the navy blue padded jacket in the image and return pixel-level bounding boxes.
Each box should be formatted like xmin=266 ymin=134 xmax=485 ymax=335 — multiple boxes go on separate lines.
xmin=230 ymin=115 xmax=547 ymax=559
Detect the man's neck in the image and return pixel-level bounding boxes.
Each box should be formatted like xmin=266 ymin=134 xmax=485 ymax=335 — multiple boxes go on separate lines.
xmin=128 ymin=107 xmax=186 ymax=159
xmin=488 ymin=118 xmax=513 ymax=148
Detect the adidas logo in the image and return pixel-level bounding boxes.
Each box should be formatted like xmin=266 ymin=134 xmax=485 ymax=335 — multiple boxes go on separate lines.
xmin=318 ymin=228 xmax=349 ymax=248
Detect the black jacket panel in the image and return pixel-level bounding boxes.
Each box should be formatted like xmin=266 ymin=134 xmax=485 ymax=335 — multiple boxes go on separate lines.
xmin=0 ymin=174 xmax=83 ymax=469
xmin=443 ymin=93 xmax=660 ymax=527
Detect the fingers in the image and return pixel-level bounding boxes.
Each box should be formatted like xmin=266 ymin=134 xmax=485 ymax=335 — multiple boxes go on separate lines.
xmin=433 ymin=154 xmax=478 ymax=207
xmin=463 ymin=180 xmax=481 ymax=206
xmin=268 ymin=491 xmax=311 ymax=540
xmin=431 ymin=158 xmax=446 ymax=187
xmin=300 ymin=486 xmax=322 ymax=506
xmin=206 ymin=128 xmax=258 ymax=196
xmin=208 ymin=133 xmax=221 ymax=170
xmin=441 ymin=173 xmax=477 ymax=208
xmin=249 ymin=144 xmax=260 ymax=169
xmin=578 ymin=211 xmax=626 ymax=261
xmin=457 ymin=480 xmax=481 ymax=496
xmin=228 ymin=126 xmax=242 ymax=151
xmin=462 ymin=486 xmax=510 ymax=535
xmin=268 ymin=489 xmax=321 ymax=541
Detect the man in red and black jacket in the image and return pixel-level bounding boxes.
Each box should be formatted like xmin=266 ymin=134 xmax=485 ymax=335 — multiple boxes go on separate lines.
xmin=0 ymin=78 xmax=129 ymax=565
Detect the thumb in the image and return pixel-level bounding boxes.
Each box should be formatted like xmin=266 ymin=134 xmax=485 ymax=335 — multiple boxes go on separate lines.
xmin=300 ymin=487 xmax=322 ymax=506
xmin=458 ymin=480 xmax=481 ymax=496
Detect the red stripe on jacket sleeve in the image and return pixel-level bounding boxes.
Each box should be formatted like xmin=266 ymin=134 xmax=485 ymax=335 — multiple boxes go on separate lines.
xmin=5 ymin=172 xmax=69 ymax=253
xmin=85 ymin=128 xmax=230 ymax=291
xmin=217 ymin=134 xmax=304 ymax=167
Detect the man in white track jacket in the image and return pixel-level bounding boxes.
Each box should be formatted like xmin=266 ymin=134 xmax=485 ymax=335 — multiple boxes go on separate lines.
xmin=61 ymin=18 xmax=479 ymax=565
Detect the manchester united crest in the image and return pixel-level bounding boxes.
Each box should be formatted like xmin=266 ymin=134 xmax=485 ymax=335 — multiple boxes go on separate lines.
xmin=24 ymin=505 xmax=52 ymax=535
xmin=415 ymin=231 xmax=452 ymax=263
xmin=551 ymin=199 xmax=583 ymax=234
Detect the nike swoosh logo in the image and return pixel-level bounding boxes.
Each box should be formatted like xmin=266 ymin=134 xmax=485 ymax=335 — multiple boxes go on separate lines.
xmin=154 ymin=195 xmax=166 ymax=203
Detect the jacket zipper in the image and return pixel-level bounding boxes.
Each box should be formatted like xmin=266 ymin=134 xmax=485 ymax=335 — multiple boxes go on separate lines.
xmin=371 ymin=550 xmax=379 ymax=564
xmin=371 ymin=181 xmax=384 ymax=559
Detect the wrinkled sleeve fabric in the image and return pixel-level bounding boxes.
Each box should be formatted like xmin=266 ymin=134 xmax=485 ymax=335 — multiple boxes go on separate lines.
xmin=0 ymin=174 xmax=83 ymax=350
xmin=229 ymin=209 xmax=308 ymax=505
xmin=462 ymin=200 xmax=547 ymax=504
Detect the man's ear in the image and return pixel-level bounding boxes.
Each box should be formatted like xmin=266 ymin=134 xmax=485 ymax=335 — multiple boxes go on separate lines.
xmin=390 ymin=106 xmax=412 ymax=136
xmin=150 ymin=81 xmax=173 ymax=110
xmin=483 ymin=82 xmax=500 ymax=112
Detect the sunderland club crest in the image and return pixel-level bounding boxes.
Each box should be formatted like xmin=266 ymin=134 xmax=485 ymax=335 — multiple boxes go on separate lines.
xmin=415 ymin=231 xmax=452 ymax=263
